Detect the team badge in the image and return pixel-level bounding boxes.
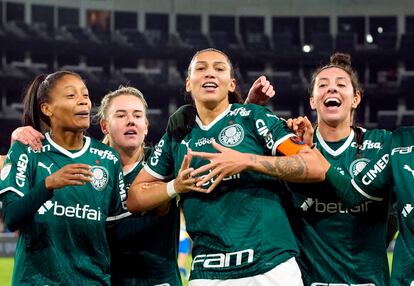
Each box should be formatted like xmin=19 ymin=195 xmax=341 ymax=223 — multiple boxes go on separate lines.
xmin=90 ymin=166 xmax=109 ymax=191
xmin=1 ymin=163 xmax=11 ymax=181
xmin=218 ymin=124 xmax=244 ymax=147
xmin=349 ymin=158 xmax=370 ymax=178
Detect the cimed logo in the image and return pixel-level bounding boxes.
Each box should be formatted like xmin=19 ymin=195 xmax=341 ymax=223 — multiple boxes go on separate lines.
xmin=90 ymin=166 xmax=109 ymax=191
xmin=218 ymin=124 xmax=244 ymax=147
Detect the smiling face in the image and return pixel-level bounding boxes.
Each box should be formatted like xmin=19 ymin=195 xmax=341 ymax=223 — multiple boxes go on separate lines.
xmin=40 ymin=74 xmax=91 ymax=132
xmin=310 ymin=67 xmax=361 ymax=127
xmin=100 ymin=94 xmax=148 ymax=152
xmin=185 ymin=50 xmax=236 ymax=110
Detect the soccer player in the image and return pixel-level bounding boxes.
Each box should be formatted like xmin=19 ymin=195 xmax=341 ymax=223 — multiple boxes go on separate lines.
xmin=5 ymin=73 xmax=276 ymax=286
xmin=127 ymin=48 xmax=327 ymax=285
xmin=0 ymin=71 xmax=126 ymax=285
xmin=326 ymin=126 xmax=414 ymax=286
xmin=283 ymin=53 xmax=393 ymax=285
xmin=97 ymin=86 xmax=182 ymax=286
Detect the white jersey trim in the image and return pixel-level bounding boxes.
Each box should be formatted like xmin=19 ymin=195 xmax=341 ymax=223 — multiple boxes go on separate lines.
xmin=272 ymin=134 xmax=296 ymax=156
xmin=143 ymin=164 xmax=168 ymax=180
xmin=351 ymin=179 xmax=383 ymax=201
xmin=45 ymin=133 xmax=91 ymax=158
xmin=316 ymin=128 xmax=355 ymax=157
xmin=106 ymin=211 xmax=132 ymax=222
xmin=0 ymin=187 xmax=24 ymax=197
xmin=196 ymin=104 xmax=232 ymax=131
xmin=123 ymin=161 xmax=140 ymax=176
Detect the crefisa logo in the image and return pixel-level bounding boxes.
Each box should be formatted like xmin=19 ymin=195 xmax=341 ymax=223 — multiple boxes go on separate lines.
xmin=90 ymin=166 xmax=109 ymax=191
xmin=218 ymin=124 xmax=244 ymax=147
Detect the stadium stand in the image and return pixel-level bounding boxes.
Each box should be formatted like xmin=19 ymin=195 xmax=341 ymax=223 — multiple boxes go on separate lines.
xmin=0 ymin=0 xmax=413 ymax=147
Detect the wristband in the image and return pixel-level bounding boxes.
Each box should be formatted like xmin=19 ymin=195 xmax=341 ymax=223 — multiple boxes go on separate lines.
xmin=310 ymin=143 xmax=316 ymax=149
xmin=166 ymin=180 xmax=178 ymax=198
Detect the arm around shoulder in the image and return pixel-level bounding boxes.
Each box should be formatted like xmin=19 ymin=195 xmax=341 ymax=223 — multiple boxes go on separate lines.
xmin=127 ymin=169 xmax=171 ymax=213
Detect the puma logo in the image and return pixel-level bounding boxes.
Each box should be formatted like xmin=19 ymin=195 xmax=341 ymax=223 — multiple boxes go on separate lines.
xmin=38 ymin=162 xmax=54 ymax=175
xmin=404 ymin=165 xmax=414 ymax=178
xmin=180 ymin=139 xmax=192 ymax=149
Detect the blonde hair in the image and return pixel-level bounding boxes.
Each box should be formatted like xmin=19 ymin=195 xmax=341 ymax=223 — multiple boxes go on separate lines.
xmin=96 ymin=86 xmax=148 ymax=145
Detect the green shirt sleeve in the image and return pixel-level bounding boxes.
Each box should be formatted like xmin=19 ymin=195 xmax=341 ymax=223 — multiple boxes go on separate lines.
xmin=2 ymin=180 xmax=52 ymax=231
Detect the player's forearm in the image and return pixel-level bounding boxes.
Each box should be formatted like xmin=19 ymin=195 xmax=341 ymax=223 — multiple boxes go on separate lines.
xmin=0 ymin=155 xmax=5 ymax=170
xmin=127 ymin=181 xmax=171 ymax=213
xmin=247 ymin=147 xmax=328 ymax=183
xmin=325 ymin=165 xmax=366 ymax=207
xmin=2 ymin=180 xmax=53 ymax=231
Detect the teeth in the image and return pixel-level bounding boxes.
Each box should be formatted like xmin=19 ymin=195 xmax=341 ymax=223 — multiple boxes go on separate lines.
xmin=324 ymin=98 xmax=340 ymax=104
xmin=203 ymin=83 xmax=217 ymax=88
xmin=324 ymin=98 xmax=341 ymax=107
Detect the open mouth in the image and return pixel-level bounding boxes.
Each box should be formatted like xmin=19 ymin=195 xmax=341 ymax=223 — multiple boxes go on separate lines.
xmin=75 ymin=111 xmax=90 ymax=116
xmin=124 ymin=130 xmax=137 ymax=136
xmin=324 ymin=98 xmax=341 ymax=108
xmin=202 ymin=82 xmax=218 ymax=89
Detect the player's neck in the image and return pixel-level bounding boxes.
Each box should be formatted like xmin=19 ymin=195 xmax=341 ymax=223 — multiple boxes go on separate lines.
xmin=195 ymin=100 xmax=229 ymax=125
xmin=116 ymin=146 xmax=144 ymax=172
xmin=49 ymin=130 xmax=84 ymax=150
xmin=317 ymin=121 xmax=352 ymax=142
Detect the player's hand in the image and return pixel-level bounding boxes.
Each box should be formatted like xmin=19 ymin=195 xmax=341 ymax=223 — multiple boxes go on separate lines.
xmin=166 ymin=104 xmax=197 ymax=142
xmin=11 ymin=126 xmax=44 ymax=151
xmin=45 ymin=164 xmax=93 ymax=191
xmin=189 ymin=140 xmax=251 ymax=193
xmin=174 ymin=153 xmax=206 ymax=194
xmin=245 ymin=75 xmax=276 ymax=106
xmin=286 ymin=116 xmax=314 ymax=146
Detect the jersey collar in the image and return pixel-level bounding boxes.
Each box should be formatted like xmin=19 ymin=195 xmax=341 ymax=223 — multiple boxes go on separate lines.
xmin=195 ymin=104 xmax=232 ymax=131
xmin=315 ymin=128 xmax=354 ymax=157
xmin=45 ymin=132 xmax=91 ymax=158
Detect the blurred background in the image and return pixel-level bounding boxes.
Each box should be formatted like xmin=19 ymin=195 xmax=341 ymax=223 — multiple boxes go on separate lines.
xmin=0 ymin=0 xmax=412 ymax=282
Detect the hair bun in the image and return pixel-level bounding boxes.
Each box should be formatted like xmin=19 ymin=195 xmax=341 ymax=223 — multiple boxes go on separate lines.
xmin=329 ymin=53 xmax=351 ymax=68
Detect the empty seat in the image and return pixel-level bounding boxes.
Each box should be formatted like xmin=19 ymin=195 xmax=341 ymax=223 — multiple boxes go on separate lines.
xmin=309 ymin=33 xmax=334 ymax=54
xmin=401 ymin=113 xmax=414 ymax=126
xmin=377 ymin=111 xmax=398 ymax=131
xmin=243 ymin=32 xmax=271 ymax=51
xmin=335 ymin=32 xmax=357 ymax=53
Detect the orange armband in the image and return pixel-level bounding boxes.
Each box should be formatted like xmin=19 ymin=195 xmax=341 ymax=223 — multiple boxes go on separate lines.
xmin=276 ymin=136 xmax=306 ymax=156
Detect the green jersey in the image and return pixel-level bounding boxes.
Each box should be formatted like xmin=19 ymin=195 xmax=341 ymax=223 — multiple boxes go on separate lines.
xmin=285 ymin=127 xmax=391 ymax=286
xmin=145 ymin=104 xmax=300 ymax=280
xmin=0 ymin=133 xmax=126 ymax=286
xmin=327 ymin=127 xmax=414 ymax=286
xmin=107 ymin=148 xmax=182 ymax=286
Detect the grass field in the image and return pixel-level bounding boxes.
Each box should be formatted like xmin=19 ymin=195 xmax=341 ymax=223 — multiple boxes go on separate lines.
xmin=0 ymin=254 xmax=394 ymax=285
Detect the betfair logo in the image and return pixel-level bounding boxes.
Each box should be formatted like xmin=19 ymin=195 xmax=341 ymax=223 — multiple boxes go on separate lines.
xmin=37 ymin=201 xmax=102 ymax=221
xmin=300 ymin=198 xmax=315 ymax=211
xmin=402 ymin=204 xmax=413 ymax=218
xmin=300 ymin=198 xmax=372 ymax=213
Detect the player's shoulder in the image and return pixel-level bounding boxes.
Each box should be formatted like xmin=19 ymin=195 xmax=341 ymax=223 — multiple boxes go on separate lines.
xmin=88 ymin=137 xmax=121 ymax=164
xmin=361 ymin=127 xmax=391 ymax=140
xmin=231 ymin=103 xmax=278 ymax=119
xmin=392 ymin=126 xmax=414 ymax=139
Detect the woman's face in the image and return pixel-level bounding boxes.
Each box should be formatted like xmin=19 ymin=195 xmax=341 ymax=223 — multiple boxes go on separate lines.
xmin=41 ymin=74 xmax=91 ymax=132
xmin=101 ymin=95 xmax=148 ymax=152
xmin=186 ymin=50 xmax=236 ymax=108
xmin=310 ymin=67 xmax=361 ymax=126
